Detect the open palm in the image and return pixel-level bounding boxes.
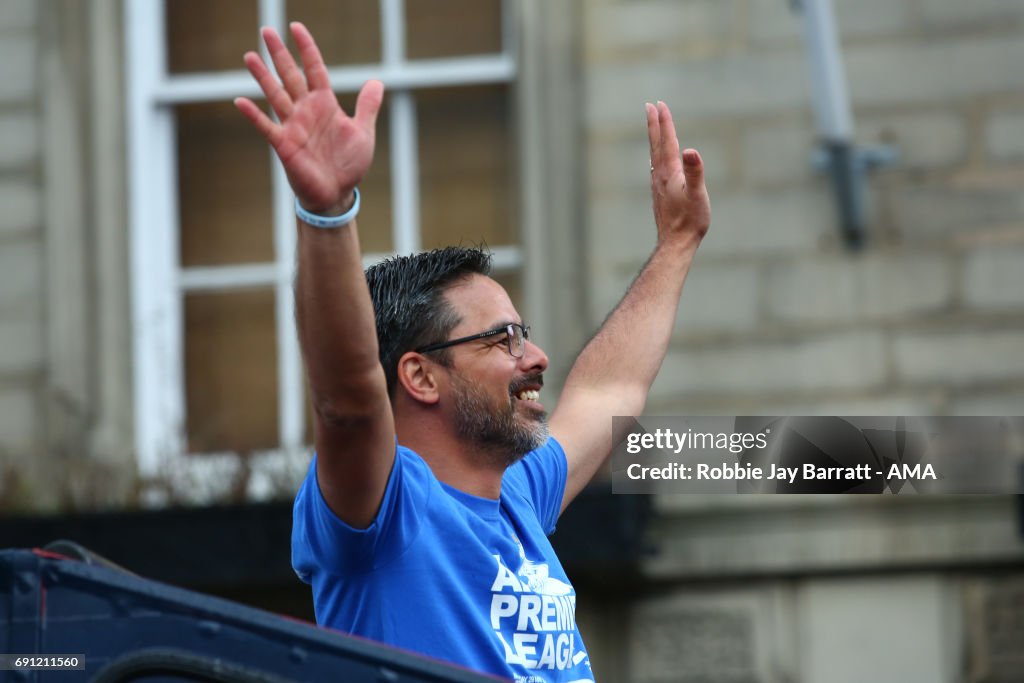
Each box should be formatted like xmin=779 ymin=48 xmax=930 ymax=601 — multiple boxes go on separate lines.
xmin=235 ymin=23 xmax=383 ymax=215
xmin=646 ymin=101 xmax=711 ymax=250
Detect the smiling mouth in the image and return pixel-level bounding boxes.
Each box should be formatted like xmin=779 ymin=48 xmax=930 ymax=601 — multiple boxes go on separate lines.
xmin=510 ymin=374 xmax=544 ymax=404
xmin=515 ymin=389 xmax=540 ymax=402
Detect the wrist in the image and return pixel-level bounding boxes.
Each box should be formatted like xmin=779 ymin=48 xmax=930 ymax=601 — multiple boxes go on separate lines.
xmin=295 ymin=188 xmax=361 ymax=229
xmin=298 ymin=189 xmax=357 ymax=217
xmin=655 ymin=233 xmax=701 ymax=258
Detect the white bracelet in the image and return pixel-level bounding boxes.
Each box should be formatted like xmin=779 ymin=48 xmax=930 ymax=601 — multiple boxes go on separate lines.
xmin=294 ymin=188 xmax=360 ymax=228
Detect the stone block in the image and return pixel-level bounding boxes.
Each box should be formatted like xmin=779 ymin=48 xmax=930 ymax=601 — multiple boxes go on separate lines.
xmin=755 ymin=394 xmax=937 ymax=416
xmin=834 ymin=0 xmax=916 ymax=38
xmin=968 ymin=578 xmax=1024 ymax=682
xmin=583 ymin=0 xmax=739 ymax=56
xmin=846 ymin=37 xmax=1024 ymax=108
xmin=0 ymin=385 xmax=37 ymax=453
xmin=742 ymin=121 xmax=816 ymax=186
xmin=630 ymin=588 xmax=792 ymax=683
xmin=585 ymin=52 xmax=811 ymax=130
xmin=748 ymin=0 xmax=802 ymax=45
xmin=588 ymin=131 xmax=732 ymax=197
xmin=586 ymin=34 xmax=1024 ymax=132
xmin=0 ymin=0 xmax=36 ymax=32
xmin=894 ymin=329 xmax=1024 ymax=384
xmin=777 ymin=256 xmax=872 ymax=324
xmin=0 ymin=36 xmax=36 ymax=104
xmin=0 ymin=180 xmax=40 ymax=235
xmin=646 ymin=392 xmax=939 ymax=419
xmin=0 ymin=113 xmax=38 ymax=170
xmin=986 ymin=109 xmax=1024 ymax=162
xmin=951 ymin=390 xmax=1024 ymax=415
xmin=765 ymin=253 xmax=953 ymax=323
xmin=0 ymin=239 xmax=42 ymax=310
xmin=0 ymin=315 xmax=43 ymax=375
xmin=698 ymin=189 xmax=834 ymax=257
xmin=0 ymin=0 xmax=36 ymax=31
xmin=889 ymin=182 xmax=1024 ymax=241
xmin=588 ymin=267 xmax=635 ymax=328
xmin=964 ymin=245 xmax=1024 ymax=311
xmin=587 ymin=135 xmax=656 ymax=199
xmin=648 ymin=496 xmax=1024 ymax=578
xmin=650 ymin=331 xmax=887 ymax=399
xmin=859 ymin=111 xmax=968 ymax=169
xmin=587 ymin=260 xmax=756 ymax=334
xmin=587 ymin=189 xmax=832 ymax=280
xmin=798 ymin=577 xmax=957 ymax=683
xmin=676 ymin=262 xmax=761 ymax=333
xmin=750 ymin=0 xmax=915 ymax=45
xmin=587 ymin=196 xmax=660 ymax=273
xmin=920 ymin=0 xmax=1024 ymax=30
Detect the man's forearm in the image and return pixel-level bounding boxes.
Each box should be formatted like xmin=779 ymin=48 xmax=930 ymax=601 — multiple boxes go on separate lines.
xmin=550 ymin=102 xmax=709 ymax=510
xmin=562 ymin=241 xmax=697 ymax=409
xmin=295 ymin=218 xmax=385 ymax=418
xmin=560 ymin=104 xmax=709 ymax=410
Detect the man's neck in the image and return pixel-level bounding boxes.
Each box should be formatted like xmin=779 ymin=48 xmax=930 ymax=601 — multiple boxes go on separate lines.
xmin=396 ymin=425 xmax=507 ymax=500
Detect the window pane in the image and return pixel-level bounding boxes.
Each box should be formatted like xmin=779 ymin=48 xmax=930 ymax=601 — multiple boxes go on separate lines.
xmin=418 ymin=85 xmax=516 ymax=250
xmin=178 ymin=100 xmax=275 ymax=267
xmin=406 ymin=0 xmax=503 ymax=59
xmin=337 ymin=92 xmax=394 ymax=254
xmin=287 ymin=0 xmax=382 ymax=65
xmin=185 ymin=288 xmax=279 ymax=453
xmin=167 ymin=0 xmax=258 ymax=74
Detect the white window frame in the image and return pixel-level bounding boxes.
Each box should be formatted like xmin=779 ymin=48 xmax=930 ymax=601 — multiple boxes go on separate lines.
xmin=125 ymin=0 xmax=523 ymax=497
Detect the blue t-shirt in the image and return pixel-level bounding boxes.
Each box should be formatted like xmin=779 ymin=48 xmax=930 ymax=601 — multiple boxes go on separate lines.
xmin=292 ymin=437 xmax=594 ymax=682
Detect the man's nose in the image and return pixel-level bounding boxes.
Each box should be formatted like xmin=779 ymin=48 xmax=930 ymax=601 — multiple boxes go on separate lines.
xmin=520 ymin=339 xmax=549 ymax=374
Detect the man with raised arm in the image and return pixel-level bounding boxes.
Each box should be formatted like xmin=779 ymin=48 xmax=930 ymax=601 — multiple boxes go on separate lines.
xmin=236 ymin=23 xmax=710 ymax=683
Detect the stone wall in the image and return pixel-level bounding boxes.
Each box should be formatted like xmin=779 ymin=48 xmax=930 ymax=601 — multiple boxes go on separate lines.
xmin=582 ymin=0 xmax=1024 ymax=417
xmin=0 ymin=0 xmax=43 ymax=509
xmin=0 ymin=0 xmax=133 ymax=513
xmin=579 ymin=0 xmax=1024 ymax=680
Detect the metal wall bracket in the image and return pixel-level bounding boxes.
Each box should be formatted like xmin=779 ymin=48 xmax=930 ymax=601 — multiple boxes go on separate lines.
xmin=794 ymin=0 xmax=900 ymax=248
xmin=811 ymin=142 xmax=900 ymax=248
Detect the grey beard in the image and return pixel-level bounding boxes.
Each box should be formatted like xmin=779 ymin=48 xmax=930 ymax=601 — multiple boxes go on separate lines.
xmin=450 ymin=374 xmax=549 ymax=469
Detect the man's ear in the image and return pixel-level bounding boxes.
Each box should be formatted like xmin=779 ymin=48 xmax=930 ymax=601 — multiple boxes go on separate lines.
xmin=396 ymin=351 xmax=441 ymax=405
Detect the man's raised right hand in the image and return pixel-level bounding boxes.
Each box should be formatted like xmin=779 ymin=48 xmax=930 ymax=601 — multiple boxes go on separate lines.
xmin=235 ymin=22 xmax=384 ymax=216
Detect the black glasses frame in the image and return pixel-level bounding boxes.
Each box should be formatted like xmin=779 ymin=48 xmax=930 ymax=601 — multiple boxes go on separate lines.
xmin=415 ymin=323 xmax=531 ymax=359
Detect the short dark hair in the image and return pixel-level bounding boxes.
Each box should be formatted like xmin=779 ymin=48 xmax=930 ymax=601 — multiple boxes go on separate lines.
xmin=365 ymin=246 xmax=492 ymax=396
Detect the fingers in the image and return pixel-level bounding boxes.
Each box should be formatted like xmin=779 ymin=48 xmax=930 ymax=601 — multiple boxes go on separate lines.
xmin=354 ymin=80 xmax=385 ymax=132
xmin=682 ymin=148 xmax=705 ymax=189
xmin=261 ymin=26 xmax=308 ymax=101
xmin=657 ymin=101 xmax=682 ymax=172
xmin=645 ymin=102 xmax=660 ymax=167
xmin=234 ymin=97 xmax=283 ymax=149
xmin=290 ymin=22 xmax=331 ymax=92
xmin=648 ymin=100 xmax=703 ymax=187
xmin=243 ymin=51 xmax=292 ymax=119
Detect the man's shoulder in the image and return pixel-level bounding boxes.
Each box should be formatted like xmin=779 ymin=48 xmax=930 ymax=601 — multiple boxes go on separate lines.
xmin=504 ymin=436 xmax=567 ymax=483
xmin=394 ymin=442 xmax=431 ymax=470
xmin=501 ymin=437 xmax=568 ymax=533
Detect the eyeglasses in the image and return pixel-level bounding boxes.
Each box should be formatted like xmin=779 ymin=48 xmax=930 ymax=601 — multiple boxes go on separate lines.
xmin=415 ymin=323 xmax=531 ymax=359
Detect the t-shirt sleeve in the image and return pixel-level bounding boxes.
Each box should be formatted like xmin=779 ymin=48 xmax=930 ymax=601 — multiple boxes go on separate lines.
xmin=291 ymin=445 xmax=431 ymax=581
xmin=503 ymin=436 xmax=568 ymax=535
